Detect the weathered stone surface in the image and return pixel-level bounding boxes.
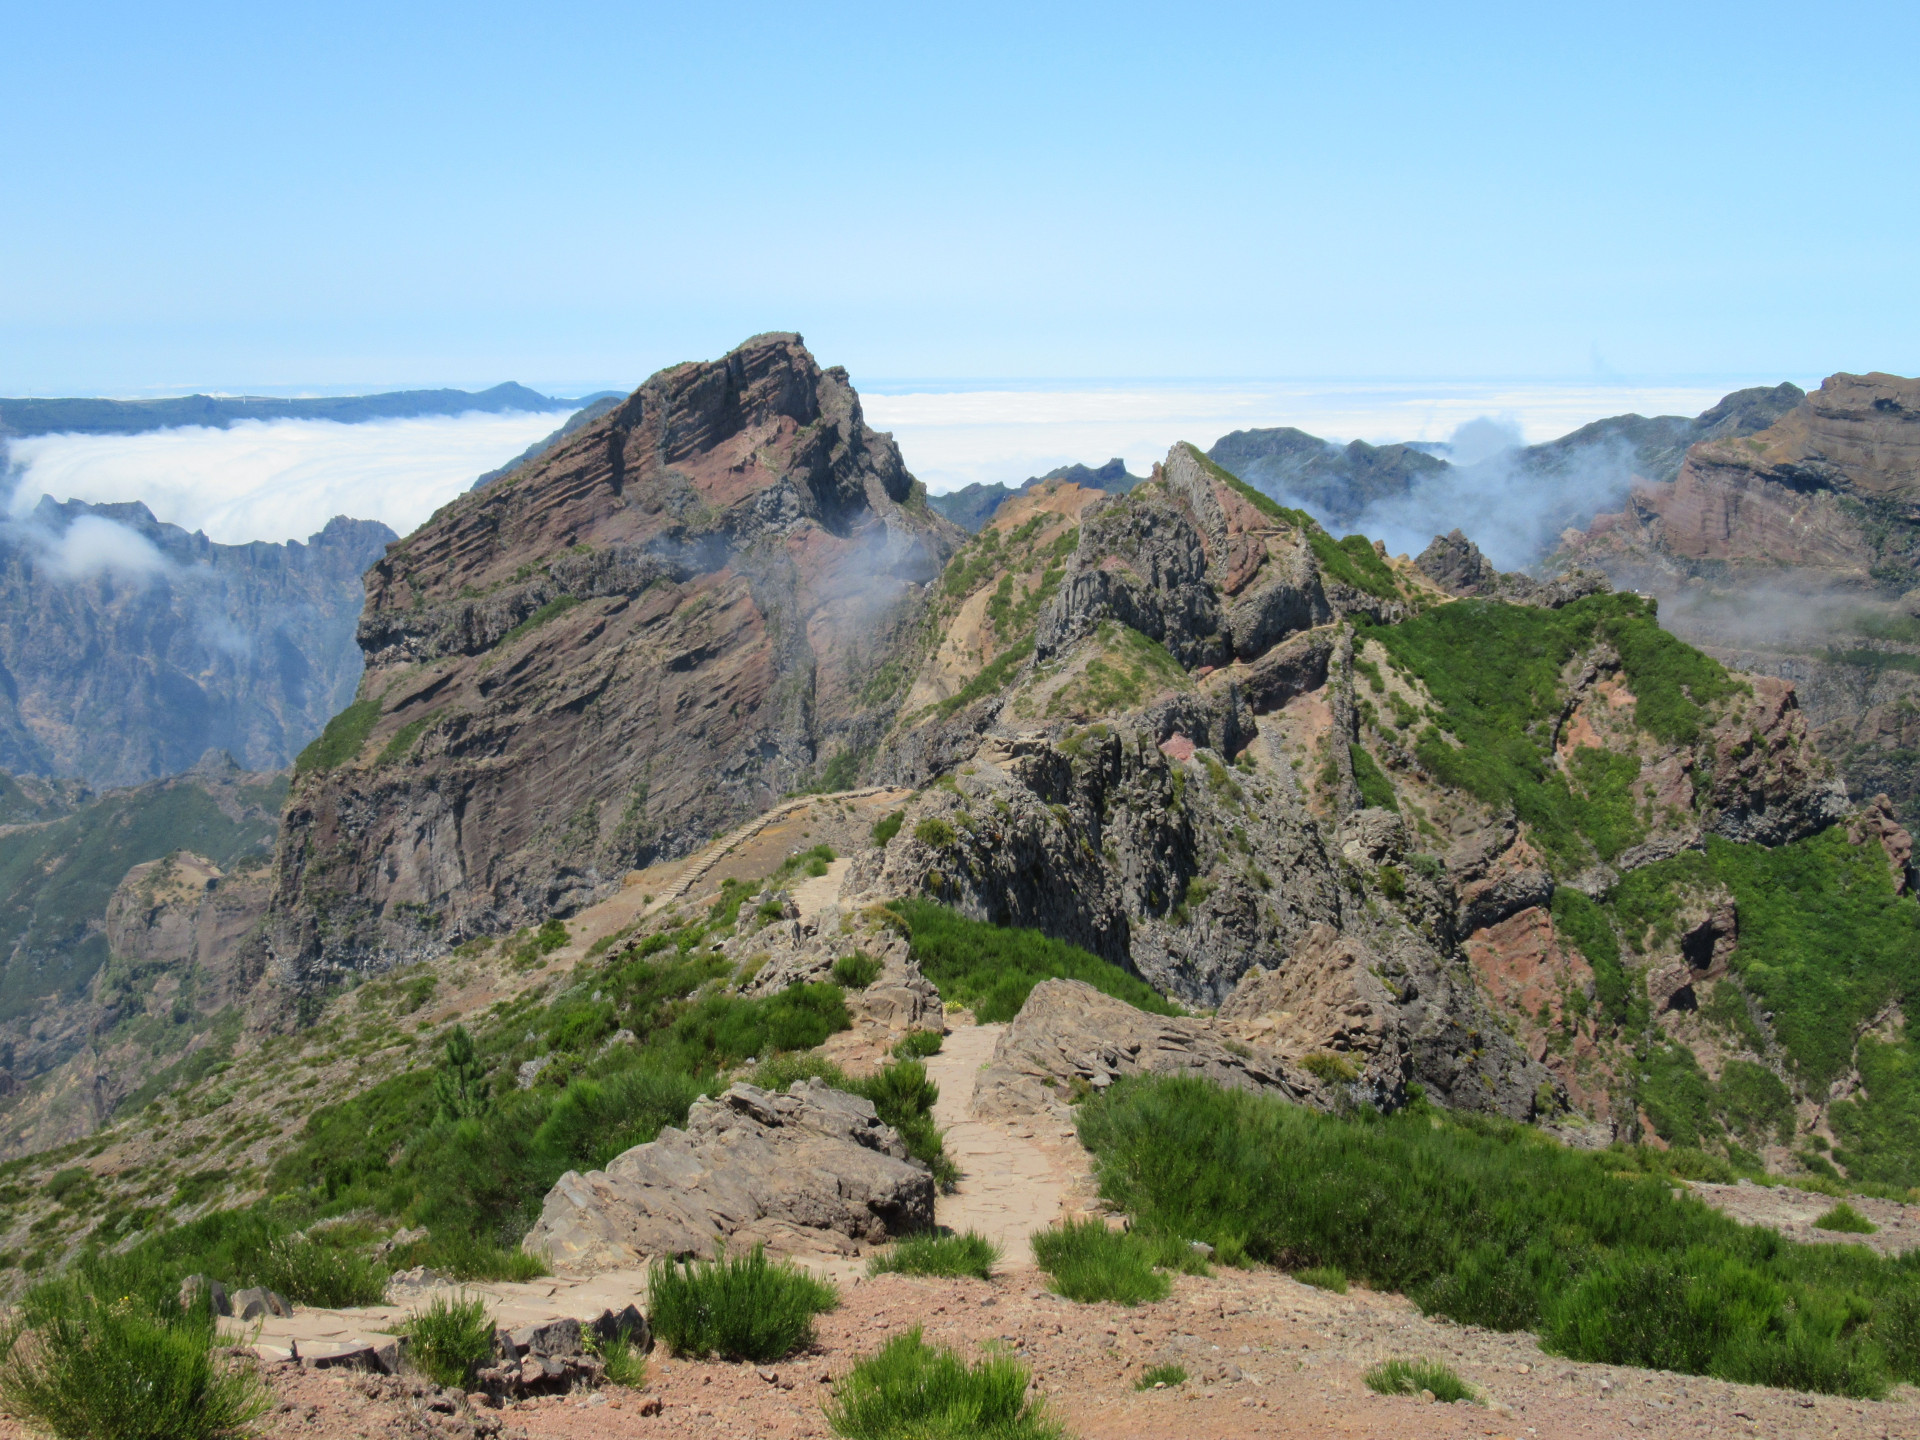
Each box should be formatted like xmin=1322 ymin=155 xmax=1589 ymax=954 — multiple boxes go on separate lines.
xmin=1217 ymin=924 xmax=1402 ymax=1082
xmin=1415 ymin=529 xmax=1608 ymax=609
xmin=971 ymin=978 xmax=1315 ymax=1120
xmin=522 ymin=1079 xmax=935 ymax=1273
xmin=232 ymin=1285 xmax=292 ymax=1320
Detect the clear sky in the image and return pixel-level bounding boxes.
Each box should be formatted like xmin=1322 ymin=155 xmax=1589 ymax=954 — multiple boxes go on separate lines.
xmin=3 ymin=1 xmax=1914 ymax=396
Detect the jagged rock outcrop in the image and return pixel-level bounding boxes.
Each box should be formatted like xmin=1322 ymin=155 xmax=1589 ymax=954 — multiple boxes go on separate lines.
xmin=522 ymin=1079 xmax=935 ymax=1272
xmin=1415 ymin=530 xmax=1608 ymax=609
xmin=270 ymin=334 xmax=962 ymax=978
xmin=0 ymin=500 xmax=393 ymax=786
xmin=971 ymin=978 xmax=1317 ymax=1120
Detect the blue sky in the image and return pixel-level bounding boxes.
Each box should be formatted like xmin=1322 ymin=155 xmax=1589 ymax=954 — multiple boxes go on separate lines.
xmin=3 ymin=1 xmax=1915 ymax=395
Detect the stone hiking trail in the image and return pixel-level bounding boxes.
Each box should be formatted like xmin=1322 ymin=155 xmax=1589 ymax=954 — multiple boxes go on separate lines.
xmin=925 ymin=1018 xmax=1088 ymax=1268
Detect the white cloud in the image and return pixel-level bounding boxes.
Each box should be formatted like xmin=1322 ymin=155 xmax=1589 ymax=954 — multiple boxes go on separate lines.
xmin=860 ymin=380 xmax=1774 ymax=494
xmin=36 ymin=513 xmax=172 ymax=580
xmin=6 ymin=410 xmax=572 ymax=545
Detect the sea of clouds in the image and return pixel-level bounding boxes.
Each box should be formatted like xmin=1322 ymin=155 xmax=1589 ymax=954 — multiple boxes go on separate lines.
xmin=3 ymin=409 xmax=572 ymax=546
xmin=1 ymin=380 xmax=1785 ymax=567
xmin=858 ymin=379 xmax=1753 ymax=495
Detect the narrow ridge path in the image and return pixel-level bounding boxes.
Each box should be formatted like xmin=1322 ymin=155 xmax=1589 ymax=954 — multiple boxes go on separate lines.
xmin=924 ymin=1020 xmax=1069 ymax=1268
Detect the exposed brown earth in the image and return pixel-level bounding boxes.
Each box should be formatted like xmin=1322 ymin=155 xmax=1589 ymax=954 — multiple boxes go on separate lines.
xmin=35 ymin=1266 xmax=1915 ymax=1440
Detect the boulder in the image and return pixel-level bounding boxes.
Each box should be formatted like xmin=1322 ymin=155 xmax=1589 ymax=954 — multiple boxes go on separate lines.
xmin=507 ymin=1318 xmax=582 ymax=1357
xmin=231 ymin=1286 xmax=292 ymax=1320
xmin=522 ymin=1079 xmax=936 ymax=1273
xmin=1217 ymin=923 xmax=1403 ymax=1079
xmin=971 ymin=978 xmax=1316 ymax=1121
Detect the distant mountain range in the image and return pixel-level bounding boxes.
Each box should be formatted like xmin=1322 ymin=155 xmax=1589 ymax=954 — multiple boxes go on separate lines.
xmin=0 ymin=497 xmax=394 ymax=787
xmin=927 ymin=457 xmax=1145 ymax=532
xmin=0 ymin=382 xmax=587 ymax=439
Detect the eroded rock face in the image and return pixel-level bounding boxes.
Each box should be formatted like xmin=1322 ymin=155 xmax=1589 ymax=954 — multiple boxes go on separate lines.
xmin=970 ymin=978 xmax=1317 ymax=1119
xmin=523 ymin=1079 xmax=935 ymax=1273
xmin=1216 ymin=923 xmax=1403 ymax=1086
xmin=270 ymin=335 xmax=963 ymax=977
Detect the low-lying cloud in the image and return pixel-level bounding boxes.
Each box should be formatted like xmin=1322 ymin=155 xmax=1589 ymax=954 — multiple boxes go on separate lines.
xmin=1321 ymin=422 xmax=1646 ymax=571
xmin=862 ymin=379 xmax=1745 ymax=498
xmin=5 ymin=409 xmax=571 ymax=545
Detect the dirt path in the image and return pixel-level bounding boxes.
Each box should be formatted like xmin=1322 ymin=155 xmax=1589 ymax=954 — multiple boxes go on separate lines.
xmin=924 ymin=1019 xmax=1091 ymax=1268
xmin=787 ymin=858 xmax=851 ymax=922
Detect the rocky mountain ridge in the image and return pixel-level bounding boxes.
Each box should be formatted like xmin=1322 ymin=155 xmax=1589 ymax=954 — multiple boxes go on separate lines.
xmin=3 ymin=340 xmax=1915 ymax=1278
xmin=269 ymin=333 xmax=963 ymax=983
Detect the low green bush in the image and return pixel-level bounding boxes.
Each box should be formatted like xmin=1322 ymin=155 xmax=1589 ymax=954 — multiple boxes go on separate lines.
xmin=1135 ymin=1363 xmax=1187 ymax=1389
xmin=854 ymin=1059 xmax=957 ymax=1189
xmin=890 ymin=898 xmax=1178 ymax=1023
xmin=871 ymin=811 xmax=905 ymax=847
xmin=0 ymin=1273 xmax=268 ymax=1440
xmin=868 ymin=1230 xmax=1001 ymax=1280
xmin=648 ymin=1245 xmax=839 ymax=1362
xmin=1815 ymin=1203 xmax=1878 ymax=1235
xmin=1364 ymin=1358 xmax=1476 ymax=1403
xmin=1295 ymin=1265 xmax=1347 ymax=1294
xmin=825 ymin=1328 xmax=1059 ymax=1440
xmin=1077 ymin=1076 xmax=1920 ymax=1396
xmin=402 ymin=1293 xmax=495 ymax=1388
xmin=831 ymin=952 xmax=883 ymax=989
xmin=892 ymin=1029 xmax=944 ymax=1060
xmin=1031 ymin=1218 xmax=1195 ymax=1305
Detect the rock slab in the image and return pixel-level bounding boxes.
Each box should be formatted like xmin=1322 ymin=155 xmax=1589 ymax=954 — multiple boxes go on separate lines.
xmin=523 ymin=1079 xmax=935 ymax=1273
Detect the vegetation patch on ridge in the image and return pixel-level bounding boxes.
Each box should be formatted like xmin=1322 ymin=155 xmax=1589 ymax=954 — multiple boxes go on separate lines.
xmin=1078 ymin=1074 xmax=1920 ymax=1397
xmin=889 ymin=898 xmax=1180 ymax=1023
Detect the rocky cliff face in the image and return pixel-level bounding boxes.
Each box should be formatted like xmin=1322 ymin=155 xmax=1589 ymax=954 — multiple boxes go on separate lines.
xmin=0 ymin=492 xmax=394 ymax=786
xmin=1556 ymin=372 xmax=1920 ymax=826
xmin=269 ymin=334 xmax=962 ymax=981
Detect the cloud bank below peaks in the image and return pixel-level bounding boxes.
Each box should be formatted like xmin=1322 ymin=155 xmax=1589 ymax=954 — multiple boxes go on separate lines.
xmin=4 ymin=409 xmax=571 ymax=545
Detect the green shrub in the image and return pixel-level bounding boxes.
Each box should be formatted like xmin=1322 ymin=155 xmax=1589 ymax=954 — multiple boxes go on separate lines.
xmin=1815 ymin=1203 xmax=1877 ymax=1234
xmin=831 ymin=952 xmax=883 ymax=989
xmin=600 ymin=1333 xmax=648 ymax=1388
xmin=0 ymin=1282 xmax=268 ymax=1440
xmin=849 ymin=1060 xmax=957 ymax=1190
xmin=1363 ymin=1358 xmax=1476 ymax=1403
xmin=868 ymin=1230 xmax=1001 ymax=1280
xmin=893 ymin=1029 xmax=944 ymax=1059
xmin=294 ymin=699 xmax=380 ymax=774
xmin=872 ymin=811 xmax=905 ymax=847
xmin=1075 ymin=1074 xmax=1916 ymax=1397
xmin=530 ymin=1068 xmax=703 ymax=1173
xmin=1135 ymin=1363 xmax=1187 ymax=1389
xmin=913 ymin=818 xmax=957 ymax=848
xmin=1030 ymin=1218 xmax=1171 ymax=1305
xmin=251 ymin=1233 xmax=391 ymax=1308
xmin=825 ymin=1328 xmax=1059 ymax=1440
xmin=1358 ymin=594 xmax=1734 ymax=872
xmin=1300 ymin=1053 xmax=1358 ymax=1084
xmin=890 ymin=898 xmax=1178 ymax=1023
xmin=648 ymin=1245 xmax=839 ymax=1362
xmin=1349 ymin=744 xmax=1398 ymax=812
xmin=403 ymin=1293 xmax=495 ymax=1388
xmin=1295 ymin=1265 xmax=1347 ymax=1294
